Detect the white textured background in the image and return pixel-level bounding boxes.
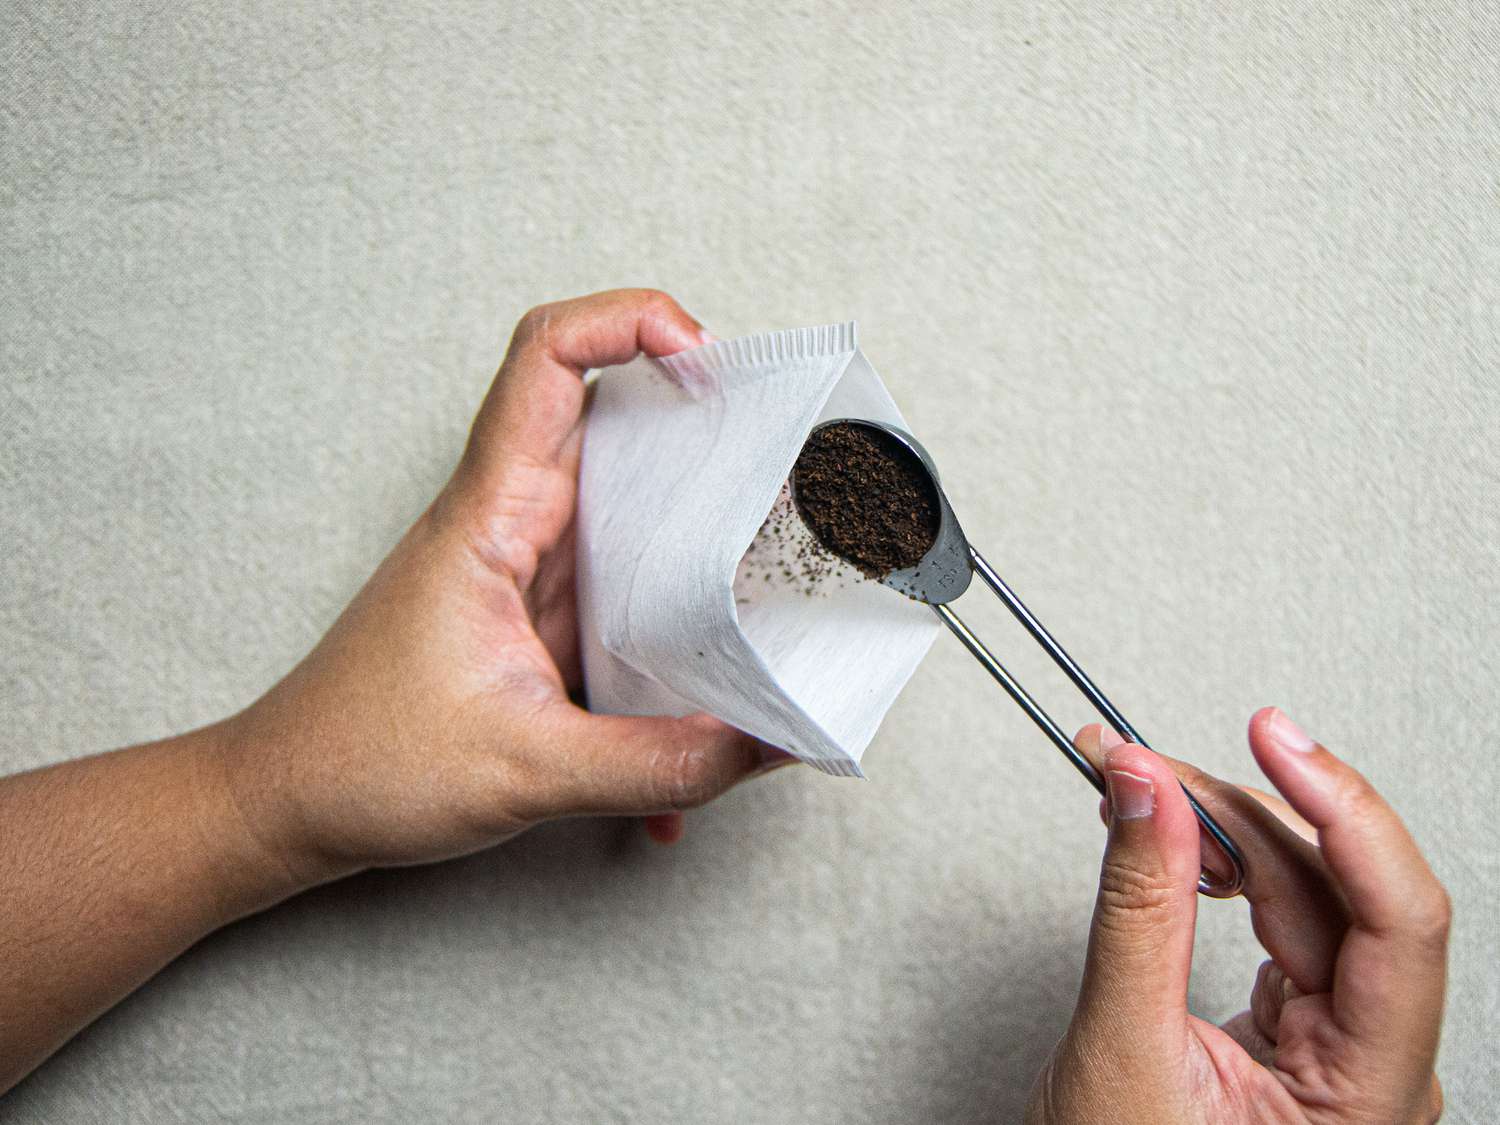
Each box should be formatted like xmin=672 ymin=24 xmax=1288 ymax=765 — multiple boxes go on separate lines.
xmin=3 ymin=3 xmax=1497 ymax=1122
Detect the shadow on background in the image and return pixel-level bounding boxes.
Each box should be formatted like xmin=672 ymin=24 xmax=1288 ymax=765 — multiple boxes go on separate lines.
xmin=10 ymin=810 xmax=1097 ymax=1125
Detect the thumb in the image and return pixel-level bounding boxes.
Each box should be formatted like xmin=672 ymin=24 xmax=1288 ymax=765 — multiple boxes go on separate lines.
xmin=544 ymin=710 xmax=795 ymax=818
xmin=1068 ymin=736 xmax=1201 ymax=1055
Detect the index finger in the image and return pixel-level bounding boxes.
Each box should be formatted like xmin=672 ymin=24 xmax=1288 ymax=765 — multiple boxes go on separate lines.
xmin=1075 ymin=724 xmax=1349 ymax=994
xmin=467 ymin=288 xmax=708 ymax=473
xmin=1247 ymin=708 xmax=1449 ymax=1066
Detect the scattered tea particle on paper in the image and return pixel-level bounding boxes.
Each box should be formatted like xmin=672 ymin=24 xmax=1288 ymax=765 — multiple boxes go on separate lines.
xmin=734 ymin=484 xmax=850 ymax=599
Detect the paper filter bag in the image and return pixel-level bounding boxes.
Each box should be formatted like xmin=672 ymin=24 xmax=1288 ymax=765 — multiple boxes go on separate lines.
xmin=576 ymin=323 xmax=938 ymax=777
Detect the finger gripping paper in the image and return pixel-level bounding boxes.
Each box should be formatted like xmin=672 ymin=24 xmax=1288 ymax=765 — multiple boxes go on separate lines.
xmin=576 ymin=323 xmax=938 ymax=777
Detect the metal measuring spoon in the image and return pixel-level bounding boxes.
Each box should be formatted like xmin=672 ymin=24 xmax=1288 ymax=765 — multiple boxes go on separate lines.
xmin=793 ymin=418 xmax=1245 ymax=898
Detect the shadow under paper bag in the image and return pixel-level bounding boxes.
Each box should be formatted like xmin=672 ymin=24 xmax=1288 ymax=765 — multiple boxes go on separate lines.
xmin=576 ymin=323 xmax=938 ymax=778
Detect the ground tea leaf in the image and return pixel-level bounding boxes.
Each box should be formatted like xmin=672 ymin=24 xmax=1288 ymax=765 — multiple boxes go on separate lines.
xmin=792 ymin=423 xmax=939 ymax=580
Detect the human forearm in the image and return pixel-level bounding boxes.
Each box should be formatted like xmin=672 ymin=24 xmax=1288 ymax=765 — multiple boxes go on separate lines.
xmin=0 ymin=291 xmax=787 ymax=1095
xmin=0 ymin=725 xmax=308 ymax=1092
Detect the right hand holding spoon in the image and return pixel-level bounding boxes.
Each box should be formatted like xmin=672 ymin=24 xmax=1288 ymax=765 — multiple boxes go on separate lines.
xmin=1025 ymin=707 xmax=1448 ymax=1124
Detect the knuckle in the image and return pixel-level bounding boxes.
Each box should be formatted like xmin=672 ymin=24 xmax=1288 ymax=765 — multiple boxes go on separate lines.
xmin=1250 ymin=957 xmax=1278 ymax=996
xmin=657 ymin=746 xmax=719 ymax=811
xmin=1095 ymin=858 xmax=1180 ymax=921
xmin=1330 ymin=766 xmax=1387 ymax=827
xmin=633 ymin=288 xmax=687 ymax=330
xmin=492 ymin=722 xmax=562 ymax=814
xmin=513 ymin=302 xmax=555 ymax=344
xmin=1407 ymin=884 xmax=1453 ymax=947
xmin=635 ymin=287 xmax=676 ymax=315
xmin=1251 ymin=958 xmax=1276 ymax=994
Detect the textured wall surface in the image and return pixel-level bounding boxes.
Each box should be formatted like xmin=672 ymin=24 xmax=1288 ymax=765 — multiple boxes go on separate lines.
xmin=3 ymin=3 xmax=1497 ymax=1121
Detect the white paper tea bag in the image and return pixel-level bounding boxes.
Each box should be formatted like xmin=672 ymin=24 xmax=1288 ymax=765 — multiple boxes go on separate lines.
xmin=576 ymin=323 xmax=938 ymax=777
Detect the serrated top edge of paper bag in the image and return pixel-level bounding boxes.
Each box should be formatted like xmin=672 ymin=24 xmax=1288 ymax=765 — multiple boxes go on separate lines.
xmin=655 ymin=322 xmax=857 ymax=397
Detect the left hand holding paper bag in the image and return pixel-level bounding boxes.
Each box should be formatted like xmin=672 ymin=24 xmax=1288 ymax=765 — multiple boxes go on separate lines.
xmin=221 ymin=289 xmax=794 ymax=876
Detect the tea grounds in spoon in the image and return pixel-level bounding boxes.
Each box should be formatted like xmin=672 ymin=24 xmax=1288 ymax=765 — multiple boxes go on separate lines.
xmin=790 ymin=422 xmax=940 ymax=579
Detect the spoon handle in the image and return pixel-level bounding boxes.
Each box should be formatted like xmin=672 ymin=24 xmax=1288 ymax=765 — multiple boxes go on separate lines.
xmin=942 ymin=548 xmax=1246 ymax=899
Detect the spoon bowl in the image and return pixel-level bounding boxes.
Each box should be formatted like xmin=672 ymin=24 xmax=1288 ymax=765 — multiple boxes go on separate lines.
xmin=793 ymin=418 xmax=973 ymax=604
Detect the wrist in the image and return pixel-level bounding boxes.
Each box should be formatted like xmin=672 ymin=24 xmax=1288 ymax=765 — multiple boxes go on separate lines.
xmin=197 ymin=715 xmax=353 ymax=914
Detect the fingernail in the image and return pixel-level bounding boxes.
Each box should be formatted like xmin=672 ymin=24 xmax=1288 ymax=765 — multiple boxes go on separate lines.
xmin=1105 ymin=769 xmax=1155 ymax=820
xmin=1099 ymin=727 xmax=1126 ymax=751
xmin=699 ymin=328 xmax=719 ymax=345
xmin=1267 ymin=708 xmax=1316 ymax=754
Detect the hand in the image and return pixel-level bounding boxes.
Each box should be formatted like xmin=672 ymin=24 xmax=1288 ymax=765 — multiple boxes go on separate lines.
xmin=217 ymin=289 xmax=791 ymax=884
xmin=1025 ymin=708 xmax=1448 ymax=1124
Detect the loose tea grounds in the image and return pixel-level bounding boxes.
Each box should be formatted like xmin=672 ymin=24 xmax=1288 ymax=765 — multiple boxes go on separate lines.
xmin=792 ymin=422 xmax=940 ymax=580
xmin=736 ymin=486 xmax=850 ymax=597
